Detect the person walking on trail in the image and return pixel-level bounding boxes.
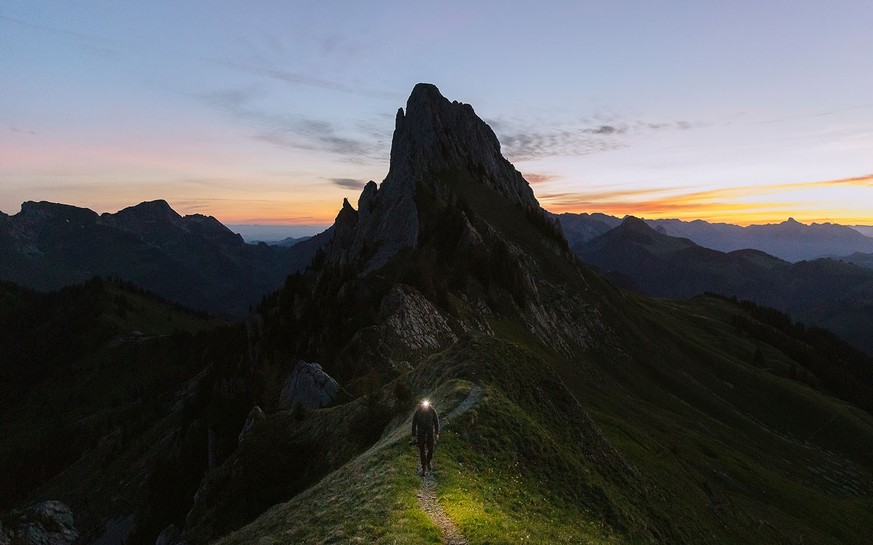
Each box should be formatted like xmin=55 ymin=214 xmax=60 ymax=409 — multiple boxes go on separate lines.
xmin=412 ymin=399 xmax=439 ymax=475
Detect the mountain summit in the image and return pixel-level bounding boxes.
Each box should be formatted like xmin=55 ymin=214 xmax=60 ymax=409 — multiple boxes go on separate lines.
xmin=324 ymin=83 xmax=540 ymax=271
xmin=391 ymin=83 xmax=537 ymax=210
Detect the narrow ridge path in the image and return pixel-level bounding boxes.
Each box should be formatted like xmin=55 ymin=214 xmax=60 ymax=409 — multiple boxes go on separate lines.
xmin=417 ymin=385 xmax=482 ymax=545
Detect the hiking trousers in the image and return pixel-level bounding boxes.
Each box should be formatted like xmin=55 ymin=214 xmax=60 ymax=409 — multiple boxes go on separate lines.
xmin=417 ymin=432 xmax=435 ymax=471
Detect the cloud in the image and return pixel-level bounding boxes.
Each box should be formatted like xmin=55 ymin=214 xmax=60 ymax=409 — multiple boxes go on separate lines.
xmin=496 ymin=128 xmax=627 ymax=162
xmin=491 ymin=117 xmax=698 ymax=163
xmin=210 ymin=59 xmax=403 ymax=101
xmin=522 ymin=172 xmax=560 ymax=185
xmin=1 ymin=14 xmax=120 ymax=58
xmin=197 ymin=88 xmax=385 ymax=160
xmin=329 ymin=177 xmax=366 ymax=190
xmin=813 ymin=173 xmax=873 ymax=187
xmin=585 ymin=125 xmax=625 ymax=135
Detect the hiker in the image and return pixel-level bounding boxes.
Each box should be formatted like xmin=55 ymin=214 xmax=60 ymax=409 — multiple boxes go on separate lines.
xmin=412 ymin=399 xmax=440 ymax=475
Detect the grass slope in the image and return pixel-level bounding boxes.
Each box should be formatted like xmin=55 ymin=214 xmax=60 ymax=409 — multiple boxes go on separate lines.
xmin=210 ymin=292 xmax=872 ymax=544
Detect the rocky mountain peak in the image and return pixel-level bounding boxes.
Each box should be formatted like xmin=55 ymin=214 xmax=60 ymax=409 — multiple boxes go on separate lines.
xmin=388 ymin=83 xmax=538 ymax=211
xmin=322 ymin=83 xmax=542 ymax=272
xmin=112 ymin=199 xmax=183 ymax=223
xmin=619 ymin=215 xmax=652 ymax=231
xmin=18 ymin=201 xmax=100 ymax=226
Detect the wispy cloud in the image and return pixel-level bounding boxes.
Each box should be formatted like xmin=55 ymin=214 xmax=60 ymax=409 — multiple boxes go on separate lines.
xmin=522 ymin=172 xmax=560 ymax=185
xmin=210 ymin=59 xmax=403 ymax=101
xmin=810 ymin=173 xmax=873 ymax=188
xmin=8 ymin=126 xmax=37 ymax=135
xmin=490 ymin=117 xmax=698 ymax=163
xmin=197 ymin=88 xmax=384 ymax=160
xmin=329 ymin=177 xmax=366 ymax=190
xmin=0 ymin=14 xmax=120 ymax=58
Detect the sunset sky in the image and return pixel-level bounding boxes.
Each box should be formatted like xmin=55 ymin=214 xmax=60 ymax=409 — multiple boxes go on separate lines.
xmin=2 ymin=1 xmax=872 ymax=231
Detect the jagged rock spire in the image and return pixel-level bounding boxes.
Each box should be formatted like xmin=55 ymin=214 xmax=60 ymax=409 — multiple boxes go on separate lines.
xmin=324 ymin=83 xmax=541 ymax=272
xmin=388 ymin=83 xmax=538 ymax=210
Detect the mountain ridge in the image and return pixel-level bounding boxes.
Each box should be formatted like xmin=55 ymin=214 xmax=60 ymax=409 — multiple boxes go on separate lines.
xmin=575 ymin=215 xmax=873 ymax=355
xmin=558 ymin=211 xmax=873 ymax=262
xmin=3 ymin=84 xmax=873 ymax=545
xmin=0 ymin=199 xmax=322 ymax=317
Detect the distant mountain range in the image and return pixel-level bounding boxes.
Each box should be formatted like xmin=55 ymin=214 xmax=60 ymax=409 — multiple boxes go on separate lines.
xmin=557 ymin=212 xmax=873 ymax=263
xmin=3 ymin=83 xmax=873 ymax=545
xmin=225 ymin=224 xmax=325 ymax=244
xmin=0 ymin=200 xmax=327 ymax=317
xmin=573 ymin=215 xmax=873 ymax=354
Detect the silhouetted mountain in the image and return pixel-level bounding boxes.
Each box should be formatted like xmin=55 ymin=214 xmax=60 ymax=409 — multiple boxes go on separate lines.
xmin=5 ymin=84 xmax=873 ymax=545
xmin=575 ymin=216 xmax=873 ymax=354
xmin=555 ymin=211 xmax=621 ymax=245
xmin=558 ymin=212 xmax=873 ymax=262
xmin=843 ymin=251 xmax=873 ymax=269
xmin=272 ymin=235 xmax=311 ymax=247
xmin=0 ymin=200 xmax=324 ymax=316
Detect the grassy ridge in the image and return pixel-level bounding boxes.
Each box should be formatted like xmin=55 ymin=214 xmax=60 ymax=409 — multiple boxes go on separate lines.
xmin=212 ymin=291 xmax=873 ymax=544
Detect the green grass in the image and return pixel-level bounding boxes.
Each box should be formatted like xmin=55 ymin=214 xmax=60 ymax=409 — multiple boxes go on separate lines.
xmin=216 ymin=338 xmax=656 ymax=545
xmin=434 ymin=387 xmax=623 ymax=545
xmin=570 ymin=294 xmax=873 ymax=544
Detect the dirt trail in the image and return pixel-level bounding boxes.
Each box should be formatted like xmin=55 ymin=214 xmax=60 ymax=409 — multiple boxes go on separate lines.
xmin=416 ymin=385 xmax=482 ymax=545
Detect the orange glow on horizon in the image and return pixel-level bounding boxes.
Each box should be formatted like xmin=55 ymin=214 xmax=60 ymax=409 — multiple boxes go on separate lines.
xmin=539 ymin=173 xmax=873 ymax=226
xmin=172 ymin=198 xmax=341 ymax=226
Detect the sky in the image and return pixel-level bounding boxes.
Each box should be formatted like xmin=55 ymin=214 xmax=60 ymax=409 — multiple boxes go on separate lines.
xmin=2 ymin=0 xmax=872 ymax=231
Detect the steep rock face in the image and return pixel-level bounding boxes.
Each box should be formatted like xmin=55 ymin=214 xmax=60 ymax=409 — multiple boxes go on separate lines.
xmin=325 ymin=83 xmax=540 ymax=272
xmin=278 ymin=361 xmax=340 ymax=411
xmin=378 ymin=284 xmax=458 ymax=352
xmin=391 ymin=83 xmax=538 ymax=210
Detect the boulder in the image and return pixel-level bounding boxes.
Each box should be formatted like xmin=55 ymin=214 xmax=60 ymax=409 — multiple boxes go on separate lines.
xmin=279 ymin=361 xmax=340 ymax=411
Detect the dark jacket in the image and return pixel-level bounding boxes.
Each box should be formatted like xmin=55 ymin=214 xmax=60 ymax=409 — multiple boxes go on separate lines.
xmin=412 ymin=405 xmax=439 ymax=437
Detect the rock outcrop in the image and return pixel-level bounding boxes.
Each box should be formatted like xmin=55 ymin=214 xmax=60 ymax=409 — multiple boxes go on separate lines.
xmin=379 ymin=285 xmax=458 ymax=352
xmin=279 ymin=361 xmax=340 ymax=411
xmin=0 ymin=501 xmax=78 ymax=545
xmin=237 ymin=406 xmax=266 ymax=444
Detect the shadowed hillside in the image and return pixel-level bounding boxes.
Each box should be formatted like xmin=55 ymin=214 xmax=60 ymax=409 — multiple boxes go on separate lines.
xmin=3 ymin=84 xmax=872 ymax=545
xmin=0 ymin=200 xmax=326 ymax=317
xmin=574 ymin=215 xmax=873 ymax=355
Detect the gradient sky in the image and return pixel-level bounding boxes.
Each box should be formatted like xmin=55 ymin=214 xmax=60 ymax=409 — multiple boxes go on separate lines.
xmin=2 ymin=1 xmax=872 ymax=228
